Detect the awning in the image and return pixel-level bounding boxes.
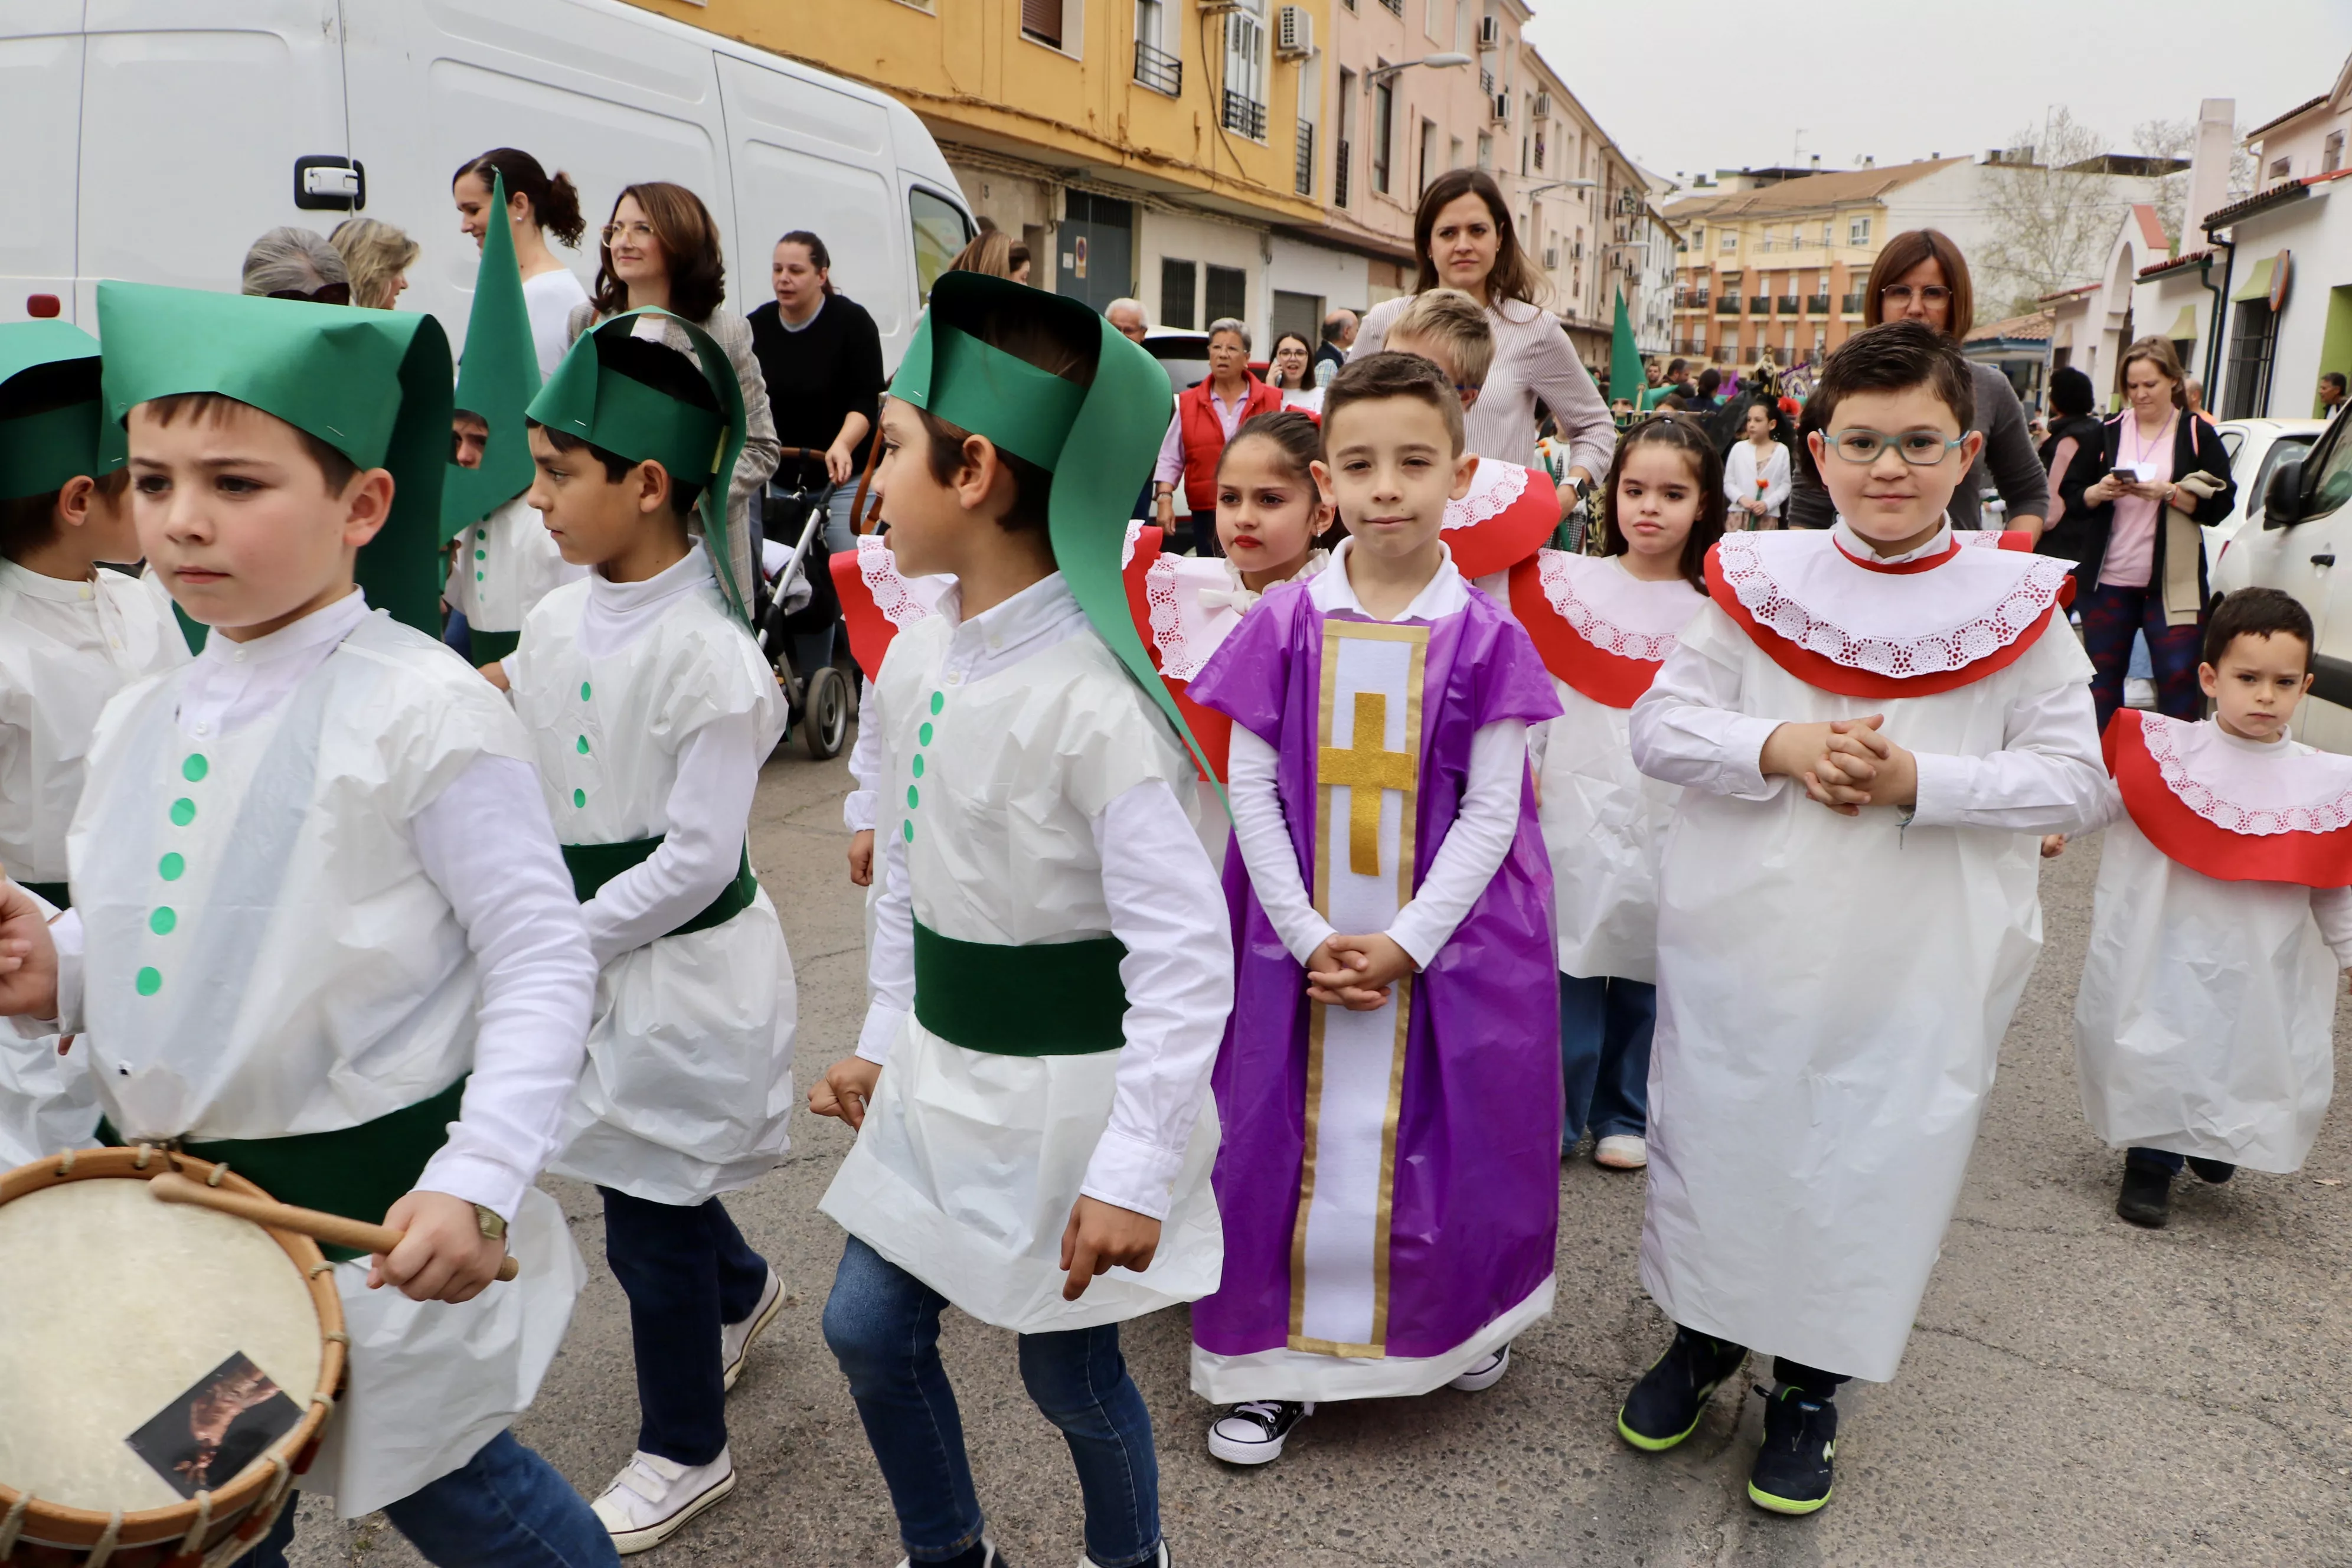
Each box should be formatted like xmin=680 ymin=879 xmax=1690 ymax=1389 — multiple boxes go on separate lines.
xmin=2230 ymin=256 xmax=2276 ymax=303
xmin=2165 ymin=303 xmax=2200 ymax=342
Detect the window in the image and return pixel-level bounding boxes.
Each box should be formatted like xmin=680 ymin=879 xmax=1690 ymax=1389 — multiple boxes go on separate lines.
xmin=1335 ymin=68 xmax=1356 ymax=206
xmin=1020 ymin=0 xmax=1066 ymax=51
xmin=1223 ymin=1 xmax=1268 ymax=141
xmin=1720 ymin=229 xmax=1737 ymax=252
xmin=1760 ymin=227 xmax=1775 ymax=252
xmin=2327 ymin=131 xmax=2346 ymax=175
xmin=2223 ymin=299 xmax=2279 ymax=419
xmin=1420 ymin=118 xmax=1438 ymax=197
xmin=1161 ymin=257 xmax=1198 ymax=329
xmin=1133 ymin=1 xmax=1180 ymax=93
xmin=1822 ymin=221 xmax=1834 ymax=247
xmin=2269 ymin=155 xmax=2292 ymax=181
xmin=909 ymin=187 xmax=973 ymax=305
xmin=1371 ymin=73 xmax=1394 ymax=194
xmin=1691 ymin=226 xmax=1703 ymax=247
xmin=1205 ymin=263 xmax=1248 ymax=325
xmin=1847 ymin=215 xmax=1870 ymax=246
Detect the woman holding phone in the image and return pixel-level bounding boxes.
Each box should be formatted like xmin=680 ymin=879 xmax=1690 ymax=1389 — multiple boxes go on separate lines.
xmin=2074 ymin=335 xmax=2237 ymax=730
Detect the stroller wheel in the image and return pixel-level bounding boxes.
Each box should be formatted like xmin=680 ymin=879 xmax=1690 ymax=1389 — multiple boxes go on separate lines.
xmin=803 ymin=664 xmax=850 ymax=760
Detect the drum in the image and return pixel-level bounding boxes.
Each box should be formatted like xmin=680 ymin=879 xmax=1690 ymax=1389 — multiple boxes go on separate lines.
xmin=0 ymin=1148 xmax=345 ymax=1566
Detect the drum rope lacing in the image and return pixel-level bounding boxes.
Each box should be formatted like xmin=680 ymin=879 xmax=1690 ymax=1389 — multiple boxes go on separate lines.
xmin=81 ymin=1510 xmax=122 ymax=1567
xmin=0 ymin=1492 xmax=28 ymax=1556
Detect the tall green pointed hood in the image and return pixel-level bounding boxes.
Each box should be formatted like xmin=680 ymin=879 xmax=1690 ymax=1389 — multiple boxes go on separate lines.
xmin=0 ymin=320 xmax=111 ymax=501
xmin=96 ymin=280 xmax=453 ymax=635
xmin=442 ymin=169 xmax=543 ymax=541
xmin=890 ymin=271 xmax=1213 ymax=783
xmin=526 ymin=308 xmax=752 ymax=623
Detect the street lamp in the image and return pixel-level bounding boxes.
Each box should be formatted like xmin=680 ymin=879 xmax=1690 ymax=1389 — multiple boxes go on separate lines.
xmin=1366 ymin=52 xmax=1472 ymax=81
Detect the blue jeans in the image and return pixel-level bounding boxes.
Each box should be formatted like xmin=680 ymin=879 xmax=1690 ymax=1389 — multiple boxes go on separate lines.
xmin=600 ymin=1187 xmax=771 ymax=1466
xmin=822 ymin=1236 xmax=1161 ymax=1567
xmin=2081 ymin=581 xmax=2204 ymax=734
xmin=1559 ymin=972 xmax=1655 ymax=1146
xmin=248 ymin=1430 xmax=615 ymax=1568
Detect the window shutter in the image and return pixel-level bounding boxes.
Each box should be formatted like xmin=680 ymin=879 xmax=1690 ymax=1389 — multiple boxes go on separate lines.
xmin=1021 ymin=0 xmax=1063 ymax=48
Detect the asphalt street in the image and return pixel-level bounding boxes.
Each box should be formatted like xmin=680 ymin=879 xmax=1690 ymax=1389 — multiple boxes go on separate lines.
xmin=290 ymin=739 xmax=2352 ymax=1567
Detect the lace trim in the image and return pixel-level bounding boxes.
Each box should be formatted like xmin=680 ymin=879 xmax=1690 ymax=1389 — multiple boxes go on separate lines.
xmin=2142 ymin=715 xmax=2352 ymax=837
xmin=855 ymin=535 xmax=931 ymax=629
xmin=1719 ymin=532 xmax=2069 ymax=677
xmin=1538 ymin=553 xmax=1680 ymax=662
xmin=1122 ymin=518 xmax=1143 ymax=569
xmin=1144 ymin=554 xmax=1197 ymax=678
xmin=1954 ymin=530 xmax=2004 ymax=550
xmin=1443 ymin=459 xmax=1528 ymax=533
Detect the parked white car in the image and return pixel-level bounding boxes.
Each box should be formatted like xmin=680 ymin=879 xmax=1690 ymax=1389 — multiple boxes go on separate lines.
xmin=2204 ymin=418 xmax=2331 ymax=581
xmin=2219 ymin=412 xmax=2352 ymax=750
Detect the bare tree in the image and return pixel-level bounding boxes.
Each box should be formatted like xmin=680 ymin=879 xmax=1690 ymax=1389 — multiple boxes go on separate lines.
xmin=1975 ymin=107 xmax=2138 ymax=319
xmin=2133 ymin=115 xmax=2259 ymax=244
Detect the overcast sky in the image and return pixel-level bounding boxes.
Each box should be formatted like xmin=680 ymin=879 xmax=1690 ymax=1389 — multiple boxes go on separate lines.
xmin=1522 ymin=2 xmax=2352 ymax=187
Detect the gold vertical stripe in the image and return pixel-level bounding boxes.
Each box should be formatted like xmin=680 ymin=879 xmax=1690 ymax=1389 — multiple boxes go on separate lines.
xmin=1364 ymin=632 xmax=1427 ymax=1350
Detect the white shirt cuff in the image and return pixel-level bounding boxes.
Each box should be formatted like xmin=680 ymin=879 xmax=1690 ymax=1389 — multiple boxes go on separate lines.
xmin=414 ymin=1150 xmax=531 ymax=1224
xmin=1723 ymin=714 xmax=1786 ymax=799
xmin=855 ymin=1002 xmax=906 ymax=1065
xmin=844 ymin=790 xmax=878 ymax=833
xmin=1079 ymin=1126 xmax=1190 ymax=1221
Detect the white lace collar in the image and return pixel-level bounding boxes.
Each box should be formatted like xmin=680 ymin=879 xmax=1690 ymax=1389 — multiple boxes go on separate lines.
xmin=1715 ymin=528 xmax=2071 ymax=677
xmin=1443 ymin=456 xmax=1527 ymax=535
xmin=853 ymin=533 xmax=952 ymax=628
xmin=2139 ymin=713 xmax=2352 ymax=836
xmin=1532 ymin=551 xmax=1703 ymax=661
xmin=1146 ymin=548 xmax=1329 ymax=681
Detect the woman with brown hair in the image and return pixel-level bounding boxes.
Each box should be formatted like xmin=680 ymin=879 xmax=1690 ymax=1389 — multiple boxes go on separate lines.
xmin=2075 ymin=335 xmax=2238 ymax=728
xmin=453 ymin=147 xmax=590 ymax=377
xmin=568 ymin=181 xmax=780 ymax=604
xmin=943 ymin=228 xmax=1015 ymax=279
xmin=328 ymin=218 xmax=419 ymax=310
xmin=1785 ymin=229 xmax=2049 ymax=534
xmin=1351 ymin=168 xmax=1615 ymax=497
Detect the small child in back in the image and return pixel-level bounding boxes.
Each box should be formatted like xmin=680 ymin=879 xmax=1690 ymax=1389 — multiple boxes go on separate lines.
xmin=2050 ymin=586 xmax=2352 ymax=1228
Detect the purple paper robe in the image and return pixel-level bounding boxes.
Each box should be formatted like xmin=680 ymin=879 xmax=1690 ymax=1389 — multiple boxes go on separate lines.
xmin=1186 ymin=577 xmax=1564 ymax=1400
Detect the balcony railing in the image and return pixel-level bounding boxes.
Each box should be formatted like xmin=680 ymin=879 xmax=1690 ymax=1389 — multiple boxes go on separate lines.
xmin=1334 ymin=139 xmax=1351 ymax=207
xmin=1377 ymin=0 xmax=1402 ymax=14
xmin=1841 ymin=293 xmax=1865 ymax=314
xmin=1749 ymin=295 xmax=1770 ymax=313
xmin=1807 ymin=293 xmax=1831 ymax=315
xmin=1716 ymin=298 xmax=1740 ymax=315
xmin=1294 ymin=121 xmax=1315 ymax=196
xmin=1222 ymin=89 xmax=1267 ymax=141
xmin=1132 ymin=40 xmax=1181 ymax=96
xmin=1776 ymin=295 xmax=1799 ymax=314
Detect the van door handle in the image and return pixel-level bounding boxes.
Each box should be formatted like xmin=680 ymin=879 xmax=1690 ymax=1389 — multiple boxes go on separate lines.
xmin=2314 ymin=554 xmax=2336 ymax=567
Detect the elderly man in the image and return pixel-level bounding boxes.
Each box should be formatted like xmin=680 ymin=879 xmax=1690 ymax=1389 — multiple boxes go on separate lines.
xmin=1106 ymin=298 xmax=1149 ymax=344
xmin=2320 ymin=371 xmax=2347 ymax=417
xmin=1314 ymin=307 xmax=1357 ymax=383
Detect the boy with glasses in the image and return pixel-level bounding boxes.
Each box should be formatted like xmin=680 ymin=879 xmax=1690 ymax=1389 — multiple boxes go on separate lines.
xmin=1616 ymin=322 xmax=2105 ymax=1515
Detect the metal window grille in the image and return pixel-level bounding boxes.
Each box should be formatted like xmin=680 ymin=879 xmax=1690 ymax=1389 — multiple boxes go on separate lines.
xmin=1335 ymin=138 xmax=1352 ymax=205
xmin=1295 ymin=122 xmax=1315 ymax=195
xmin=1133 ymin=40 xmax=1182 ymax=95
xmin=1223 ymin=90 xmax=1268 ymax=140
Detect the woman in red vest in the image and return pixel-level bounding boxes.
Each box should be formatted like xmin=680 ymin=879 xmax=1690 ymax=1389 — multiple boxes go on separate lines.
xmin=1152 ymin=316 xmax=1283 ymax=551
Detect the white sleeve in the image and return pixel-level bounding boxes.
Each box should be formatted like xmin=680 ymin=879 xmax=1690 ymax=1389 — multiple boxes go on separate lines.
xmin=1628 ymin=622 xmax=1783 ymax=800
xmin=855 ymin=686 xmax=912 ymax=1064
xmin=844 ymin=676 xmax=881 ymax=833
xmin=1765 ymin=446 xmax=1793 ymax=512
xmin=410 ymin=754 xmax=597 ymax=1220
xmin=1226 ymin=724 xmax=1334 ymax=963
xmin=1079 ymin=780 xmax=1233 ymax=1219
xmin=1386 ymin=720 xmax=1526 ymax=966
xmin=2072 ymin=774 xmax=2126 ymax=837
xmin=7 ymin=897 xmax=81 ymax=1038
xmin=1909 ymin=673 xmax=2107 ymax=834
xmin=579 ymin=712 xmax=759 ymax=968
xmin=2311 ymin=885 xmax=2352 ymax=968
xmin=1721 ymin=443 xmax=1749 ymax=505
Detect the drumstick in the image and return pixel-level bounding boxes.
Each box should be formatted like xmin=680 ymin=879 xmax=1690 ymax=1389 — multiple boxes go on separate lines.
xmin=148 ymin=1172 xmax=521 ymax=1283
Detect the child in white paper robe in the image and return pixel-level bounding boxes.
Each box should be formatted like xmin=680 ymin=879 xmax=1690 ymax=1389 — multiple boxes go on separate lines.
xmin=2053 ymin=587 xmax=2352 ymax=1229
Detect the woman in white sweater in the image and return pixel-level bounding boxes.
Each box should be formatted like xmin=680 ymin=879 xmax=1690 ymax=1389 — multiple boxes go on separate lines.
xmin=1353 ymin=169 xmax=1616 ymax=507
xmin=1721 ymin=402 xmax=1791 ymax=528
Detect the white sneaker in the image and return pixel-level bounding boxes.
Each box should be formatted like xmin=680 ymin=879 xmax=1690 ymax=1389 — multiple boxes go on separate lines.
xmin=2125 ymin=677 xmax=2158 ymax=710
xmin=1073 ymin=1547 xmax=1169 ymax=1567
xmin=1448 ymin=1344 xmax=1511 ymax=1391
xmin=721 ymin=1265 xmax=783 ymax=1391
xmin=1206 ymin=1400 xmax=1313 ymax=1465
xmin=592 ymin=1449 xmax=736 ymax=1555
xmin=1593 ymin=1134 xmax=1648 ymax=1170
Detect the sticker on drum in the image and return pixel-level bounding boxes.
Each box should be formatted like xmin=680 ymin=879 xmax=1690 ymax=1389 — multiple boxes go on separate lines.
xmin=125 ymin=1351 xmax=305 ymax=1501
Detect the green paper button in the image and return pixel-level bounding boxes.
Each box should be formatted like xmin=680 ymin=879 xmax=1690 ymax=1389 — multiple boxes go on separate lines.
xmin=181 ymin=754 xmax=208 ymax=783
xmin=919 ymin=721 xmax=934 ymax=746
xmin=573 ymin=788 xmax=586 ymax=808
xmin=475 ymin=550 xmax=487 ymax=561
xmin=911 ymin=754 xmax=925 ymax=778
xmin=476 ymin=571 xmax=485 ymax=582
xmin=907 ymin=785 xmax=919 ymax=809
xmin=135 ymin=966 xmax=161 ymax=997
xmin=580 ymin=682 xmax=592 ymax=701
xmin=902 ymin=821 xmax=914 ymax=842
xmin=149 ymin=907 xmax=176 ymax=936
xmin=158 ymin=852 xmax=185 ymax=881
xmin=930 ymin=691 xmax=944 ymax=715
xmin=169 ymin=798 xmax=195 ymax=827
xmin=576 ymin=736 xmax=590 ymax=754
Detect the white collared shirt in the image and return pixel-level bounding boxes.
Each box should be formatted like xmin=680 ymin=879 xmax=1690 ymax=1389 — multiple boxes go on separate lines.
xmin=1830 ymin=517 xmax=1953 ymax=567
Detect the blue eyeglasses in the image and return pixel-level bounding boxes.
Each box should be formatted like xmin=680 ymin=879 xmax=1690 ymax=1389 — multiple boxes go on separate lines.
xmin=1825 ymin=427 xmax=1966 ymax=465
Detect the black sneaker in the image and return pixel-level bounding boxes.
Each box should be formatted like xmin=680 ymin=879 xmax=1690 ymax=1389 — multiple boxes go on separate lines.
xmin=2117 ymin=1162 xmax=2173 ymax=1227
xmin=2186 ymin=1157 xmax=2237 ymax=1185
xmin=1747 ymin=1383 xmax=1837 ymax=1515
xmin=1616 ymin=1328 xmax=1747 ymax=1452
xmin=1206 ymin=1400 xmax=1312 ymax=1465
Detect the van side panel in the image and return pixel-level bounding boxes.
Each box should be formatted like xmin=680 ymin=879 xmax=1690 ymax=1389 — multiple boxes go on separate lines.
xmin=76 ymin=0 xmax=347 ymax=321
xmin=0 ymin=4 xmax=85 ymax=323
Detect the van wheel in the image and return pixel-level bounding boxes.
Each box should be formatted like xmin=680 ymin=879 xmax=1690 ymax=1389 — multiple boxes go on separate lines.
xmin=803 ymin=664 xmax=850 ymax=760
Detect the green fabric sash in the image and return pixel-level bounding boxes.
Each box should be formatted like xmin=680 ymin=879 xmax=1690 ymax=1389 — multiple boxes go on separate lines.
xmin=468 ymin=628 xmax=521 ymax=666
xmin=561 ymin=837 xmax=757 ymax=938
xmin=97 ymin=1076 xmax=469 ymax=1260
xmin=19 ymin=880 xmax=68 ymax=910
xmin=912 ymin=919 xmax=1128 ymax=1056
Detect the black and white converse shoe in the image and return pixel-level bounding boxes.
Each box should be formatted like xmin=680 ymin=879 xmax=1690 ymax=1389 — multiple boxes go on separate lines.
xmin=1206 ymin=1400 xmax=1312 ymax=1465
xmin=1448 ymin=1344 xmax=1511 ymax=1391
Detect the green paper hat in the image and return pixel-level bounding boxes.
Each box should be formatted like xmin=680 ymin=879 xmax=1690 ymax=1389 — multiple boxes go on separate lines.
xmin=96 ymin=280 xmax=453 ymax=635
xmin=0 ymin=320 xmax=110 ymax=501
xmin=891 ymin=271 xmax=1211 ymax=786
xmin=527 ymin=308 xmax=752 ymax=622
xmin=442 ymin=169 xmax=544 ymax=542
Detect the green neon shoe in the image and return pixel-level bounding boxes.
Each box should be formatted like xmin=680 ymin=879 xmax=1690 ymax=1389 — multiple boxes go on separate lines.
xmin=1747 ymin=1384 xmax=1837 ymax=1515
xmin=1616 ymin=1327 xmax=1748 ymax=1452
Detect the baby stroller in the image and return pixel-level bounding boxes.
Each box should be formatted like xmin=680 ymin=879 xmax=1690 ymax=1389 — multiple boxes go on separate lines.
xmin=757 ymin=447 xmax=851 ymax=760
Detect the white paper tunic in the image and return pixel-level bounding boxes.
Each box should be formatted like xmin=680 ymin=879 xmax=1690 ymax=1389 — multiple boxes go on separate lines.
xmin=54 ymin=594 xmax=594 ymax=1515
xmin=0 ymin=560 xmax=188 ymax=1162
xmin=819 ymin=574 xmax=1231 ymax=1333
xmin=1628 ymin=566 xmax=2103 ymax=1382
xmin=512 ymin=547 xmax=797 ymax=1205
xmin=2073 ymin=720 xmax=2352 ymax=1172
xmin=445 ymin=495 xmax=587 ymax=637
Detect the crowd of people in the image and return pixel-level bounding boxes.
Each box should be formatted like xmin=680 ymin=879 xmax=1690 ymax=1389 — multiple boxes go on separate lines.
xmin=0 ymin=139 xmax=2346 ymax=1568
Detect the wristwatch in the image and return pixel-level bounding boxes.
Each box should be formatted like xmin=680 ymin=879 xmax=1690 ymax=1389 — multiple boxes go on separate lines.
xmin=473 ymin=1203 xmax=508 ymax=1242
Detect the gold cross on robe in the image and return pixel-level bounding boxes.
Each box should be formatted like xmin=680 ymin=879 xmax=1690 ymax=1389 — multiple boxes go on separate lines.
xmin=1318 ymin=690 xmax=1418 ymax=876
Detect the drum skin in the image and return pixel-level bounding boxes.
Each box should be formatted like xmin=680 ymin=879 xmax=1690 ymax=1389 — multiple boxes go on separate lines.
xmin=0 ymin=1148 xmax=344 ymax=1565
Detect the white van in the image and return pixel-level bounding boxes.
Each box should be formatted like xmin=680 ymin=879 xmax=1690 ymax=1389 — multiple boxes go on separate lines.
xmin=1 ymin=0 xmax=975 ymax=368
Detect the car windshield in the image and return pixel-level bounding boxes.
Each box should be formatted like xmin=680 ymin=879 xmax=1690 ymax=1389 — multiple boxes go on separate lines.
xmin=2309 ymin=415 xmax=2352 ymax=516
